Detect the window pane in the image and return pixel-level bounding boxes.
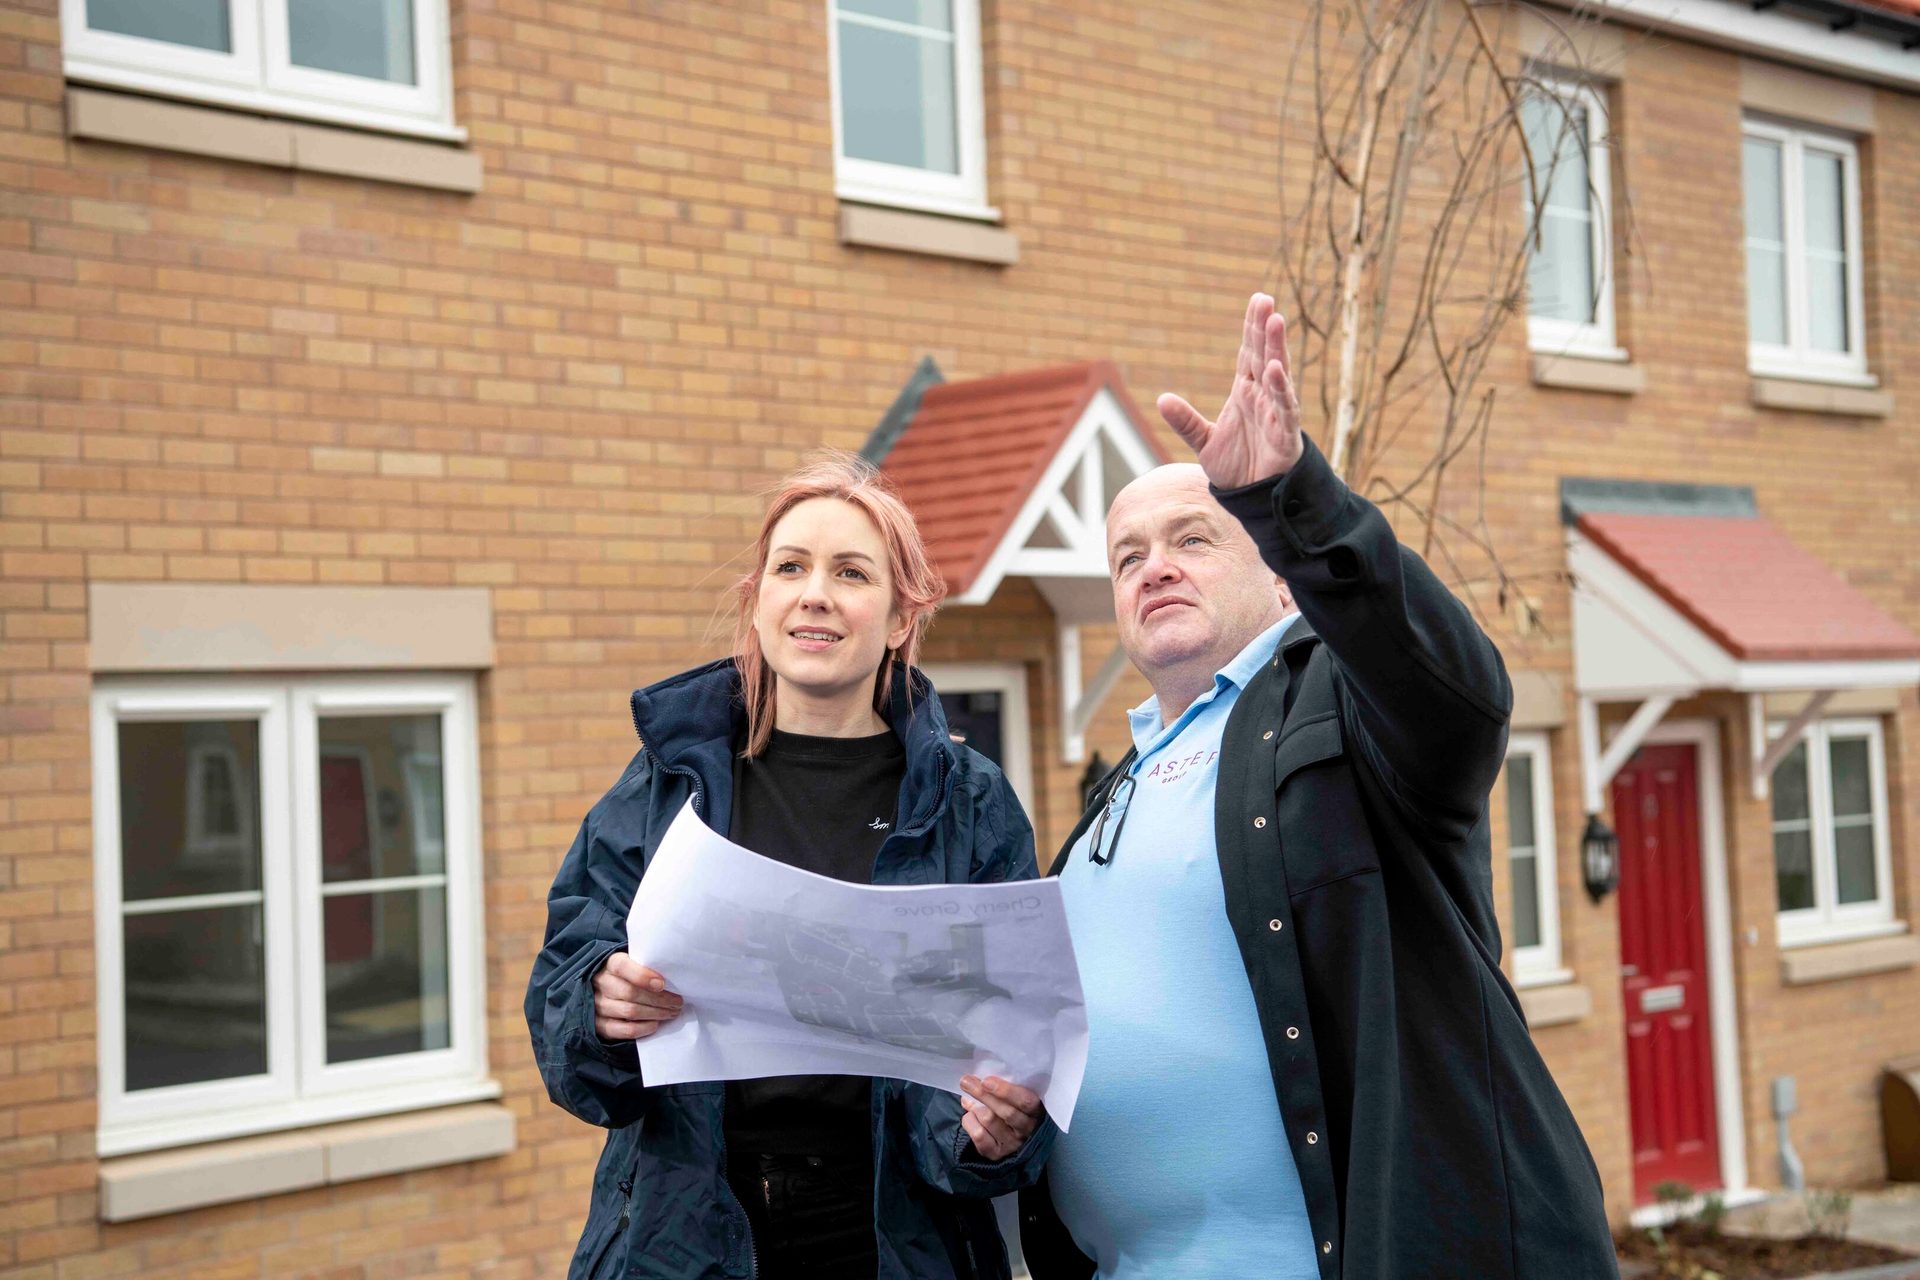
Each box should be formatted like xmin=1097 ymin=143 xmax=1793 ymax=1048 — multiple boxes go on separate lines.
xmin=124 ymin=904 xmax=267 ymax=1090
xmin=838 ymin=20 xmax=959 ymax=173
xmin=1773 ymin=828 xmax=1815 ymax=912
xmin=1834 ymin=823 xmax=1877 ymax=905
xmin=1522 ymin=96 xmax=1596 ymax=325
xmin=118 ymin=720 xmax=262 ymax=902
xmin=1505 ymin=755 xmax=1536 ymax=848
xmin=1806 ymin=253 xmax=1848 ymax=352
xmin=1529 ymin=213 xmax=1596 ymax=325
xmin=288 ymin=0 xmax=417 ymax=85
xmin=1510 ymin=854 xmax=1541 ymax=949
xmin=1769 ymin=740 xmax=1809 ymax=824
xmin=1803 ymin=149 xmax=1847 ymax=254
xmin=319 ymin=714 xmax=446 ymax=881
xmin=841 ymin=0 xmax=953 ymax=27
xmin=1744 ymin=137 xmax=1787 ymax=345
xmin=87 ymin=0 xmax=230 ymax=52
xmin=324 ymin=887 xmax=450 ymax=1063
xmin=1829 ymin=736 xmax=1872 ymax=817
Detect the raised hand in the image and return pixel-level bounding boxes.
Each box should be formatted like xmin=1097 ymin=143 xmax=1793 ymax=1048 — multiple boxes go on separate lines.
xmin=1156 ymin=293 xmax=1305 ymax=490
xmin=958 ymin=1073 xmax=1045 ymax=1161
xmin=593 ymin=951 xmax=685 ymax=1041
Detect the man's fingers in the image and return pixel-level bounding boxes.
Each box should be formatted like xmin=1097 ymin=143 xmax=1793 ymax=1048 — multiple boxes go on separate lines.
xmin=1157 ymin=393 xmax=1212 ymax=452
xmin=596 ymin=993 xmax=681 ymax=1023
xmin=1264 ymin=308 xmax=1291 ymax=378
xmin=962 ymin=1075 xmax=1040 ymax=1127
xmin=960 ymin=1097 xmax=1016 ymax=1158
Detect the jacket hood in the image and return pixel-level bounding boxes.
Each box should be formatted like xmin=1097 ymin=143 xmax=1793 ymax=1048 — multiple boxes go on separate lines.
xmin=628 ymin=657 xmax=959 ymax=839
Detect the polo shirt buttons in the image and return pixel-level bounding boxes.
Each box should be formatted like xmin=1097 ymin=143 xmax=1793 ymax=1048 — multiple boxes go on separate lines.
xmin=1268 ymin=918 xmax=1283 ymax=932
xmin=1306 ymin=1131 xmax=1319 ymax=1144
xmin=1253 ymin=816 xmax=1267 ymax=829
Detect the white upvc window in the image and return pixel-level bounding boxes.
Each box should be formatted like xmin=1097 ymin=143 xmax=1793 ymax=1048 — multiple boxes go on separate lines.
xmin=1770 ymin=717 xmax=1899 ymax=947
xmin=61 ymin=0 xmax=459 ymax=141
xmin=1505 ymin=732 xmax=1567 ymax=984
xmin=91 ymin=673 xmax=491 ymax=1157
xmin=828 ymin=0 xmax=995 ymax=220
xmin=1742 ymin=117 xmax=1870 ymax=384
xmin=1520 ymin=77 xmax=1621 ymax=359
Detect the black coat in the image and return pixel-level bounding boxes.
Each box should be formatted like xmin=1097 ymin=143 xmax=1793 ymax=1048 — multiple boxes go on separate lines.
xmin=1019 ymin=435 xmax=1617 ymax=1279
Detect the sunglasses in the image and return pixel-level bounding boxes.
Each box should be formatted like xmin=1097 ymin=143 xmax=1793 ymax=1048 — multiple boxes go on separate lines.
xmin=1087 ymin=770 xmax=1136 ymax=866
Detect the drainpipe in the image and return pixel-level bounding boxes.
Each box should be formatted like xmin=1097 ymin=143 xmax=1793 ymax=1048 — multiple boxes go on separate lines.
xmin=1773 ymin=1075 xmax=1806 ymax=1191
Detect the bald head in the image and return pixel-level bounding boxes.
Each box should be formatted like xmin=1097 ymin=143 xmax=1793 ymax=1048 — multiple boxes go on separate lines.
xmin=1105 ymin=465 xmax=1292 ymax=721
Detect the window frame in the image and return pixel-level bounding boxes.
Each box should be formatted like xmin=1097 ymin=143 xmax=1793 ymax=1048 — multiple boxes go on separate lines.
xmin=1742 ymin=116 xmax=1871 ymax=385
xmin=826 ymin=0 xmax=997 ymax=221
xmin=91 ymin=672 xmax=491 ymax=1158
xmin=1520 ymin=75 xmax=1622 ymax=360
xmin=1505 ymin=731 xmax=1568 ymax=985
xmin=61 ymin=0 xmax=460 ymax=142
xmin=1770 ymin=716 xmax=1899 ymax=949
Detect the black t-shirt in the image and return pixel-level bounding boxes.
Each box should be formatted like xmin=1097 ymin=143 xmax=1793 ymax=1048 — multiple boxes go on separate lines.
xmin=724 ymin=726 xmax=905 ymax=1157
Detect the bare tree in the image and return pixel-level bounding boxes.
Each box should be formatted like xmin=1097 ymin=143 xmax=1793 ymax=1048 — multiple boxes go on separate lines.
xmin=1269 ymin=0 xmax=1631 ymax=637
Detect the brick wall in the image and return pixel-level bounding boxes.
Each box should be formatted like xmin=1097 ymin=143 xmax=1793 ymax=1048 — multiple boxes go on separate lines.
xmin=2 ymin=0 xmax=1918 ymax=1273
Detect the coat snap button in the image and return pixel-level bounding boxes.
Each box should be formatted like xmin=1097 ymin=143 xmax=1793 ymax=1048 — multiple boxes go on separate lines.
xmin=1253 ymin=816 xmax=1267 ymax=829
xmin=1286 ymin=1026 xmax=1299 ymax=1039
xmin=1322 ymin=1241 xmax=1333 ymax=1255
xmin=1306 ymin=1131 xmax=1319 ymax=1144
xmin=1268 ymin=918 xmax=1283 ymax=932
xmin=1262 ymin=729 xmax=1274 ymax=740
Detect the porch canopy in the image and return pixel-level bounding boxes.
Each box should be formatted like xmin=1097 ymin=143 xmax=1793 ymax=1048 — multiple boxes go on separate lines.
xmin=1564 ymin=478 xmax=1920 ymax=811
xmin=864 ymin=358 xmax=1169 ymax=761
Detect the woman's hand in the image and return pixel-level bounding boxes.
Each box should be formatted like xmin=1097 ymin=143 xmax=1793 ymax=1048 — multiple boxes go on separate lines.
xmin=958 ymin=1074 xmax=1045 ymax=1161
xmin=592 ymin=951 xmax=685 ymax=1041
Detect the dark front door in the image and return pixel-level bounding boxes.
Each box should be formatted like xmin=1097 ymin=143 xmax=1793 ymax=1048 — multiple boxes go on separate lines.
xmin=1614 ymin=742 xmax=1722 ymax=1202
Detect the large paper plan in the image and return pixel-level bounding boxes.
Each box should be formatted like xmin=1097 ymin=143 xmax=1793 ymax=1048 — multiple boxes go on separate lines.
xmin=627 ymin=798 xmax=1089 ymax=1131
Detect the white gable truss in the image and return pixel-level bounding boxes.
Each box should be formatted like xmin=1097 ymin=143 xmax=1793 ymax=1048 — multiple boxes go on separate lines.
xmin=955 ymin=386 xmax=1160 ymax=614
xmin=948 ymin=386 xmax=1162 ymax=763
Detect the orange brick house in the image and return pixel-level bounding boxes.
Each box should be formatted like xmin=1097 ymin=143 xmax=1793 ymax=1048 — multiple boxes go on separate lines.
xmin=2 ymin=0 xmax=1920 ymax=1274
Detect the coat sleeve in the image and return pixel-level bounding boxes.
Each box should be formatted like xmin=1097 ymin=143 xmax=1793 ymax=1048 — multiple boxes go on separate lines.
xmin=905 ymin=763 xmax=1059 ymax=1198
xmin=1212 ymin=432 xmax=1513 ymax=832
xmin=524 ymin=753 xmax=660 ymax=1130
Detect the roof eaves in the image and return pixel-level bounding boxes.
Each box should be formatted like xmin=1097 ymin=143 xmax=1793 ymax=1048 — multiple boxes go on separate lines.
xmin=1560 ymin=476 xmax=1758 ymax=525
xmin=860 ymin=356 xmax=945 ymax=466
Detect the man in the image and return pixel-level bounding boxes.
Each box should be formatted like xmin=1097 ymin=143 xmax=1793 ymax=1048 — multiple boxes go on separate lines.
xmin=1017 ymin=294 xmax=1616 ymax=1278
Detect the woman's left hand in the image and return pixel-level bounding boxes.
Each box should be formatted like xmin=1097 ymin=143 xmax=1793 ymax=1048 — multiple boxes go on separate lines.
xmin=958 ymin=1074 xmax=1045 ymax=1161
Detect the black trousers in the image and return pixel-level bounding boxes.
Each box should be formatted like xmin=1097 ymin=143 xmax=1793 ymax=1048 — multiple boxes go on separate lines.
xmin=726 ymin=1150 xmax=878 ymax=1279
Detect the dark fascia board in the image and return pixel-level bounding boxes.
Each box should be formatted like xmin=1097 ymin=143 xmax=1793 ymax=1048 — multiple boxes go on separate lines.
xmin=860 ymin=356 xmax=945 ymax=465
xmin=1559 ymin=477 xmax=1759 ymax=525
xmin=1752 ymin=0 xmax=1920 ymax=48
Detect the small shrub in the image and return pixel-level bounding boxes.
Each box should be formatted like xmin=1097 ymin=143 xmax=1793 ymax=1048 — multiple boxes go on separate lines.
xmin=1692 ymin=1191 xmax=1727 ymax=1234
xmin=1807 ymin=1189 xmax=1854 ymax=1240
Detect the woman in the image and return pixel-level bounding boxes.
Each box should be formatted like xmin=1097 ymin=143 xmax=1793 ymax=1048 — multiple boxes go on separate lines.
xmin=526 ymin=452 xmax=1052 ymax=1280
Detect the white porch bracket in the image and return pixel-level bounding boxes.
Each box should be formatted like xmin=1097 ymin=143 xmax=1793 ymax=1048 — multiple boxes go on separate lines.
xmin=1578 ymin=693 xmax=1679 ymax=814
xmin=1059 ymin=621 xmax=1131 ymax=764
xmin=1747 ymin=690 xmax=1834 ymax=800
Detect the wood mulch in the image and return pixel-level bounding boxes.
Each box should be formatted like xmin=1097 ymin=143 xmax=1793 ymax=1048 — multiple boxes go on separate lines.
xmin=1617 ymin=1221 xmax=1918 ymax=1279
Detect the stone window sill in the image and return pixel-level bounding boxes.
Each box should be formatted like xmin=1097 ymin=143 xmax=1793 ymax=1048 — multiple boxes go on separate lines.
xmin=1750 ymin=375 xmax=1893 ymax=418
xmin=839 ymin=203 xmax=1019 ymax=267
xmin=1779 ymin=930 xmax=1919 ymax=986
xmin=98 ymin=1102 xmax=514 ymax=1222
xmin=1517 ymin=980 xmax=1593 ymax=1028
xmin=67 ymin=87 xmax=482 ymax=194
xmin=1530 ymin=352 xmax=1646 ymax=395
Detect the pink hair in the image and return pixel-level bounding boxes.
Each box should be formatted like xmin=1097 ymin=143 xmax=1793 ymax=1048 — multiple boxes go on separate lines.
xmin=731 ymin=451 xmax=945 ymax=758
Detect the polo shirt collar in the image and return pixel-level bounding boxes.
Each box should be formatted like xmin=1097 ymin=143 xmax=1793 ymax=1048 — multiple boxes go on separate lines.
xmin=1127 ymin=612 xmax=1301 ymax=755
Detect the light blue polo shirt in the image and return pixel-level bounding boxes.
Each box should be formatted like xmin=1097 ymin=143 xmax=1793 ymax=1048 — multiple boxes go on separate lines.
xmin=1049 ymin=616 xmax=1318 ymax=1280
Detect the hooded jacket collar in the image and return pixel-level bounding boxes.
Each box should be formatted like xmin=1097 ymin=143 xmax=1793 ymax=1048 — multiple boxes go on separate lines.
xmin=628 ymin=658 xmax=958 ymax=841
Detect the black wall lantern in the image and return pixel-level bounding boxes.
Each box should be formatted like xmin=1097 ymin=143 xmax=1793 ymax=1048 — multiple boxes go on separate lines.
xmin=1581 ymin=813 xmax=1620 ymax=904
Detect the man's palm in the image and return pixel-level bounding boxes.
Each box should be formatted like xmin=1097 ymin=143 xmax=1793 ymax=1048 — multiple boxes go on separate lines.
xmin=1158 ymin=293 xmax=1305 ymax=489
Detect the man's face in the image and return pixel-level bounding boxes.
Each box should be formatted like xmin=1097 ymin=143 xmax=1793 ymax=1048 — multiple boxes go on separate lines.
xmin=1106 ymin=466 xmax=1288 ymax=684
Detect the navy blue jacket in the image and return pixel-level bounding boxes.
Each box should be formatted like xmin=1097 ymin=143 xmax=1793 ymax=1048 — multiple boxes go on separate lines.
xmin=527 ymin=659 xmax=1053 ymax=1280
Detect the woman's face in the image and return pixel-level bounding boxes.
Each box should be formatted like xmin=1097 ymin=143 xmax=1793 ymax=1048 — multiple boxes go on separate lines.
xmin=753 ymin=497 xmax=910 ymax=718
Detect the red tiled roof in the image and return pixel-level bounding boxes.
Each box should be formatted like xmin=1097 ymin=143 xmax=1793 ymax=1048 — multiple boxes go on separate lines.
xmin=879 ymin=360 xmax=1167 ymax=598
xmin=1576 ymin=511 xmax=1920 ymax=663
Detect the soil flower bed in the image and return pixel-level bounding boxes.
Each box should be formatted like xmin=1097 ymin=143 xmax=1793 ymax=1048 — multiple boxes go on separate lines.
xmin=1616 ymin=1220 xmax=1918 ymax=1279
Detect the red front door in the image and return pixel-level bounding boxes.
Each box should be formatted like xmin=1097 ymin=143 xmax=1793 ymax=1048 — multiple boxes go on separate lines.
xmin=1614 ymin=742 xmax=1721 ymax=1202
